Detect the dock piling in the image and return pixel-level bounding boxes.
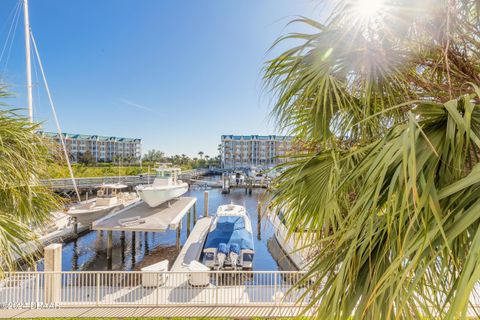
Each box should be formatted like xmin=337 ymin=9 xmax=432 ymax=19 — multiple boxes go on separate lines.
xmin=107 ymin=231 xmax=113 ymax=268
xmin=176 ymin=223 xmax=181 ymax=250
xmin=131 ymin=232 xmax=136 ymax=266
xmin=204 ymin=191 xmax=209 ymax=217
xmin=257 ymin=203 xmax=262 ymax=240
xmin=193 ymin=203 xmax=197 ymax=224
xmin=187 ymin=208 xmax=191 ymax=236
xmin=73 ymin=217 xmax=78 ymax=238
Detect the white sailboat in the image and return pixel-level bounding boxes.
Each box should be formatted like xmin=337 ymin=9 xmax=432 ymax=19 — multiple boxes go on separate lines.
xmin=135 ymin=167 xmax=188 ymax=207
xmin=19 ymin=0 xmax=81 ymax=202
xmin=67 ymin=184 xmax=140 ymax=225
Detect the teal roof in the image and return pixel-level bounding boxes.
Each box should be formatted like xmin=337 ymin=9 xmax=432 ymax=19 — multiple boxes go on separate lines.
xmin=221 ymin=135 xmax=292 ymax=141
xmin=38 ymin=131 xmax=141 ymax=142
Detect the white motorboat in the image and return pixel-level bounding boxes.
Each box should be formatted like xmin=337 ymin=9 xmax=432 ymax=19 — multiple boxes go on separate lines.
xmin=203 ymin=204 xmax=255 ymax=270
xmin=231 ymin=171 xmax=245 ymax=185
xmin=135 ymin=167 xmax=188 ymax=208
xmin=67 ymin=184 xmax=140 ymax=226
xmin=269 ymin=209 xmax=315 ymax=270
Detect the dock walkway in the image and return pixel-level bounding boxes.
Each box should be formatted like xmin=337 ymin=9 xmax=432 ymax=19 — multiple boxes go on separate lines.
xmin=0 ymin=306 xmax=309 ymax=318
xmin=171 ymin=217 xmax=212 ymax=271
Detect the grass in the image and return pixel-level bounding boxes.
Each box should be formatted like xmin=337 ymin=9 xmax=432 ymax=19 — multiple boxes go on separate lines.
xmin=46 ymin=163 xmax=145 ymax=179
xmin=45 ymin=163 xmax=198 ymax=179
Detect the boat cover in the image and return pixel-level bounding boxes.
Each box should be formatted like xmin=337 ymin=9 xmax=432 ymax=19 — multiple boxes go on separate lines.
xmin=204 ymin=216 xmax=254 ymax=251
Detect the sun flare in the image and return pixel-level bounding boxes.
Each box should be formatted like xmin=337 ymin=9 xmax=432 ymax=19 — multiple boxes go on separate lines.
xmin=354 ymin=0 xmax=384 ymax=18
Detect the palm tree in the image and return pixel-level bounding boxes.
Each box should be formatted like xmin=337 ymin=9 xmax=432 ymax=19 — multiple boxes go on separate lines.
xmin=264 ymin=1 xmax=480 ymax=318
xmin=198 ymin=151 xmax=204 ymax=160
xmin=0 ymin=100 xmax=61 ymax=271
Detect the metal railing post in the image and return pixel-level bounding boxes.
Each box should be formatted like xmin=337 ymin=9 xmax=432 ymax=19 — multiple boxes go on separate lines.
xmin=96 ymin=273 xmax=100 ymax=306
xmin=216 ymin=272 xmax=219 ymax=305
xmin=35 ymin=273 xmax=39 ymax=306
xmin=273 ymin=272 xmax=277 ymax=305
xmin=156 ymin=272 xmax=160 ymax=306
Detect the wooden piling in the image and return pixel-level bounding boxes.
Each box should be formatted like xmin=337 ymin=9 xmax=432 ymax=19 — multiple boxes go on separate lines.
xmin=204 ymin=191 xmax=209 ymax=217
xmin=107 ymin=231 xmax=113 ymax=269
xmin=257 ymin=203 xmax=261 ymax=240
xmin=187 ymin=208 xmax=191 ymax=236
xmin=131 ymin=232 xmax=136 ymax=266
xmin=73 ymin=217 xmax=78 ymax=237
xmin=176 ymin=224 xmax=181 ymax=250
xmin=193 ymin=203 xmax=197 ymax=224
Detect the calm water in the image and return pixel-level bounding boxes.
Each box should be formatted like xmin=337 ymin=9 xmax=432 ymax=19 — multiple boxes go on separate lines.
xmin=36 ymin=186 xmax=291 ymax=271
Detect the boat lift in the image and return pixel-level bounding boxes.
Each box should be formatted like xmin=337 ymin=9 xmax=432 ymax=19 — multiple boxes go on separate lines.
xmin=92 ymin=196 xmax=200 ymax=267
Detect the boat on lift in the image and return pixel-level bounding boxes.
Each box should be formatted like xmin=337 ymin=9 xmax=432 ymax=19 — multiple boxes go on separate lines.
xmin=135 ymin=166 xmax=188 ymax=207
xmin=203 ymin=204 xmax=254 ymax=270
xmin=67 ymin=183 xmax=140 ymax=225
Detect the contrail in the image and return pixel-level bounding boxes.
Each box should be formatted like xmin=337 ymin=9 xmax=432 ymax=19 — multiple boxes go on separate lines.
xmin=119 ymin=98 xmax=159 ymax=115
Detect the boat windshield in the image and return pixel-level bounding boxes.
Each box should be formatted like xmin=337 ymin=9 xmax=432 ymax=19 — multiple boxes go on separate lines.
xmin=98 ymin=187 xmax=116 ymax=198
xmin=156 ymin=170 xmax=172 ymax=178
xmin=156 ymin=169 xmax=180 ymax=179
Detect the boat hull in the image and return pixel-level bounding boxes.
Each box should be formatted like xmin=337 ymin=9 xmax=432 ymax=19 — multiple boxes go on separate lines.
xmin=68 ymin=204 xmax=123 ymax=226
xmin=67 ymin=197 xmax=141 ymax=225
xmin=137 ymin=183 xmax=188 ymax=207
xmin=270 ymin=214 xmax=309 ymax=270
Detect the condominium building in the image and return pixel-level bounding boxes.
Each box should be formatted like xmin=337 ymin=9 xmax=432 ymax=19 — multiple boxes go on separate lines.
xmin=40 ymin=131 xmax=142 ymax=163
xmin=220 ymin=135 xmax=294 ymax=169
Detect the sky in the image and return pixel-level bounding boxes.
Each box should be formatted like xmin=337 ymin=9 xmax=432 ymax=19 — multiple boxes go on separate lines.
xmin=0 ymin=0 xmax=326 ymax=157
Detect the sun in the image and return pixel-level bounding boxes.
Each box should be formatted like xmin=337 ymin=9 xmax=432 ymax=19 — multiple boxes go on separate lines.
xmin=353 ymin=0 xmax=384 ymax=18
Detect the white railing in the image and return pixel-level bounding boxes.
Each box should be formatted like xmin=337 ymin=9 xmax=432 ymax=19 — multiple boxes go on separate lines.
xmin=40 ymin=169 xmax=209 ymax=189
xmin=0 ymin=271 xmax=309 ymax=308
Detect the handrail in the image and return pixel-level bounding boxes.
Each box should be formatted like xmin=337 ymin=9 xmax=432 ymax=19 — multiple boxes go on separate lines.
xmin=2 ymin=270 xmax=305 ymax=275
xmin=0 ymin=269 xmax=309 ymax=308
xmin=39 ymin=169 xmax=209 ymax=189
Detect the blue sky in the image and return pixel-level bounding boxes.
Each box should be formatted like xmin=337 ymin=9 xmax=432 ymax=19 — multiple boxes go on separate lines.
xmin=0 ymin=0 xmax=325 ymax=157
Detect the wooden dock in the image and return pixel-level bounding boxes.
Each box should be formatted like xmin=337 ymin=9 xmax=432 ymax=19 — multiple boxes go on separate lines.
xmin=171 ymin=217 xmax=212 ymax=271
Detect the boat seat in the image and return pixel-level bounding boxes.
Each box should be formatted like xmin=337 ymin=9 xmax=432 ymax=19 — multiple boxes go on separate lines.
xmin=141 ymin=260 xmax=169 ymax=287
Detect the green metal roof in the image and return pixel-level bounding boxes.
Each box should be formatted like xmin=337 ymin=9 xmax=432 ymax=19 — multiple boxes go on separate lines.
xmin=38 ymin=131 xmax=141 ymax=142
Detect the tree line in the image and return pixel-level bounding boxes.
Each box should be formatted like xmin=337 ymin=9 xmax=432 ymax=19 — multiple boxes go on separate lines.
xmin=142 ymin=149 xmax=220 ymax=169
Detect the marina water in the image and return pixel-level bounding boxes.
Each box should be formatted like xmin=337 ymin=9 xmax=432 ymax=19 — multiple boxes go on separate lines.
xmin=36 ymin=187 xmax=294 ymax=271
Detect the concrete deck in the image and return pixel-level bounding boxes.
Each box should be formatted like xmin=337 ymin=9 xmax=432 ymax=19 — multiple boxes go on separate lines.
xmin=92 ymin=197 xmax=196 ymax=232
xmin=0 ymin=306 xmax=310 ymax=318
xmin=171 ymin=217 xmax=212 ymax=272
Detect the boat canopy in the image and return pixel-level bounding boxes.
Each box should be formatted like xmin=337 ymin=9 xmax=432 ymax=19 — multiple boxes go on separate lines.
xmin=204 ymin=215 xmax=254 ymax=251
xmin=97 ymin=183 xmax=128 ymax=189
xmin=155 ymin=167 xmax=181 ymax=173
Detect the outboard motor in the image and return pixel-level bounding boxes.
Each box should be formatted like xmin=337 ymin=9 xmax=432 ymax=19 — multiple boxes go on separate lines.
xmin=229 ymin=243 xmax=240 ymax=269
xmin=217 ymin=243 xmax=228 ymax=269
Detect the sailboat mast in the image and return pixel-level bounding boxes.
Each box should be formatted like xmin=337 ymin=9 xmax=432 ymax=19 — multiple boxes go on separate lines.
xmin=23 ymin=0 xmax=33 ymax=122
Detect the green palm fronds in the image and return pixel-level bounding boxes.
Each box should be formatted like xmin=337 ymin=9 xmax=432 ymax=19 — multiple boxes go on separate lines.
xmin=0 ymin=95 xmax=61 ymax=273
xmin=265 ymin=0 xmax=480 ymax=318
xmin=272 ymin=93 xmax=480 ymax=318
